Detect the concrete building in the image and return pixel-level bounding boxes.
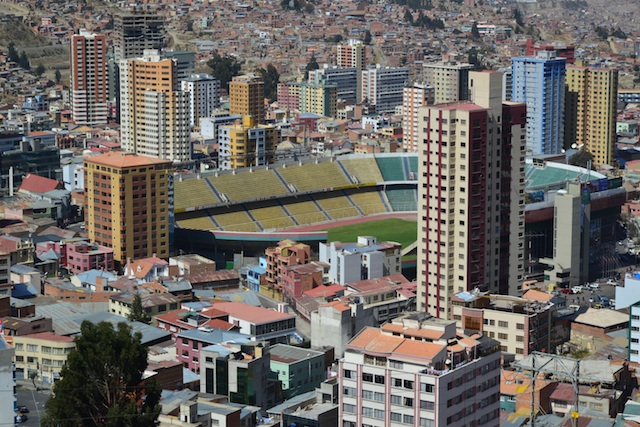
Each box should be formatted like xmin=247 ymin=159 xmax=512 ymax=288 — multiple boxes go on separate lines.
xmin=540 ymin=182 xmax=590 ymax=288
xmin=298 ymin=82 xmax=338 ymax=118
xmin=512 ymin=52 xmax=566 ymax=155
xmin=65 ymin=240 xmax=114 ymax=275
xmin=361 ymin=66 xmax=410 ymax=114
xmin=309 ymin=66 xmax=359 ymax=104
xmin=402 ymin=82 xmax=434 ymax=152
xmin=229 ymin=74 xmax=265 ymax=124
xmin=218 ymin=115 xmax=278 ymax=170
xmin=176 ymin=328 xmax=252 ymax=372
xmin=451 ymin=292 xmax=553 ymax=358
xmin=200 ymin=111 xmax=243 ymax=144
xmin=109 ymin=292 xmax=180 ymax=318
xmin=114 ymin=10 xmax=165 ymax=61
xmin=0 ymin=335 xmax=15 ymax=426
xmin=319 ymin=236 xmax=402 ymax=286
xmin=84 ymin=152 xmax=173 ymax=264
xmin=12 ymin=332 xmax=75 ymax=384
xmin=119 ymin=50 xmax=191 ymax=163
xmin=417 ymin=71 xmax=526 ymax=318
xmin=270 ymin=344 xmax=325 ymax=399
xmin=340 ymin=312 xmax=502 ymax=427
xmin=337 ymin=40 xmax=365 ymax=101
xmin=630 ymin=301 xmax=640 ymax=363
xmin=181 ymin=74 xmax=221 ymax=128
xmin=200 ymin=340 xmax=280 ymax=409
xmin=70 ymin=30 xmax=108 ymax=126
xmin=264 ymin=239 xmax=311 ymax=292
xmin=422 ymin=61 xmax=473 ymax=104
xmin=210 ymin=301 xmax=296 ymax=344
xmin=564 ymin=66 xmax=618 ymax=166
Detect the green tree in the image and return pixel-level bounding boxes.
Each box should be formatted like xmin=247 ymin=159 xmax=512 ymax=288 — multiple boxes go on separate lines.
xmin=7 ymin=42 xmax=19 ymax=63
xmin=257 ymin=63 xmax=280 ymax=102
xmin=42 ymin=321 xmax=161 ymax=427
xmin=471 ymin=22 xmax=481 ymax=39
xmin=34 ymin=64 xmax=45 ymax=77
xmin=28 ymin=370 xmax=38 ymax=389
xmin=514 ymin=8 xmax=524 ymax=26
xmin=363 ymin=30 xmax=372 ymax=45
xmin=403 ymin=9 xmax=413 ymax=24
xmin=54 ymin=69 xmax=62 ymax=85
xmin=206 ymin=51 xmax=243 ymax=92
xmin=128 ymin=293 xmax=151 ymax=324
xmin=19 ymin=51 xmax=30 ymax=70
xmin=305 ymin=55 xmax=319 ymax=78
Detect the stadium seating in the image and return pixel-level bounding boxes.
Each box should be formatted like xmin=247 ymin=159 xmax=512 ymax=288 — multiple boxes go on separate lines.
xmin=386 ymin=188 xmax=417 ymax=211
xmin=315 ymin=196 xmax=360 ymax=220
xmin=249 ymin=205 xmax=296 ymax=230
xmin=346 ymin=190 xmax=389 ymax=215
xmin=176 ymin=211 xmax=218 ymax=230
xmin=283 ymin=196 xmax=328 ymax=225
xmin=375 ymin=157 xmax=406 ymax=181
xmin=208 ymin=169 xmax=289 ymax=202
xmin=408 ymin=156 xmax=418 ymax=180
xmin=174 ymin=178 xmax=221 ymax=212
xmin=211 ymin=209 xmax=260 ymax=232
xmin=339 ymin=158 xmax=384 ymax=183
xmin=277 ymin=162 xmax=351 ymax=192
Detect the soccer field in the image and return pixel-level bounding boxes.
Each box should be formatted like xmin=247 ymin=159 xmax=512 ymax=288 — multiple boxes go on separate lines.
xmin=326 ymin=218 xmax=417 ymax=250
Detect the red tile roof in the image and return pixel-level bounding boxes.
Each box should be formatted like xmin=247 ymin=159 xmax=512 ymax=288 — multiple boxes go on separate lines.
xmin=19 ymin=332 xmax=74 ymax=343
xmin=212 ymin=301 xmax=295 ymax=324
xmin=18 ymin=174 xmax=63 ymax=194
xmin=85 ymin=151 xmax=172 ymax=169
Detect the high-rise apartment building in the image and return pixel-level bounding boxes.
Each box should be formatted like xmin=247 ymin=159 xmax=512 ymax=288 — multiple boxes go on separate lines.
xmin=298 ymin=82 xmax=338 ymax=118
xmin=402 ymin=82 xmax=434 ymax=152
xmin=70 ymin=30 xmax=108 ymax=126
xmin=84 ymin=152 xmax=173 ymax=265
xmin=229 ymin=75 xmax=265 ymax=124
xmin=309 ymin=66 xmax=358 ymax=104
xmin=218 ymin=116 xmax=279 ymax=170
xmin=417 ymin=71 xmax=526 ymax=318
xmin=337 ymin=40 xmax=365 ymax=102
xmin=119 ymin=50 xmax=191 ymax=163
xmin=512 ymin=52 xmax=566 ymax=155
xmin=340 ymin=312 xmax=502 ymax=427
xmin=565 ymin=66 xmax=618 ymax=166
xmin=114 ymin=10 xmax=165 ymax=61
xmin=423 ymin=61 xmax=473 ymax=104
xmin=181 ymin=74 xmax=221 ymax=127
xmin=361 ymin=66 xmax=410 ymax=114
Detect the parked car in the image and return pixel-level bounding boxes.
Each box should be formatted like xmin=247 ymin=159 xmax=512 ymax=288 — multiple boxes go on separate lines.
xmin=16 ymin=414 xmax=28 ymax=423
xmin=560 ymin=288 xmax=573 ymax=294
xmin=589 ymin=283 xmax=600 ymax=290
xmin=17 ymin=406 xmax=28 ymax=414
xmin=571 ymin=286 xmax=583 ymax=294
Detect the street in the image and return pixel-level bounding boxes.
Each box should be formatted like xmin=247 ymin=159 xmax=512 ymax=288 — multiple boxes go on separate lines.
xmin=15 ymin=386 xmax=50 ymax=427
xmin=560 ymin=282 xmax=617 ymax=308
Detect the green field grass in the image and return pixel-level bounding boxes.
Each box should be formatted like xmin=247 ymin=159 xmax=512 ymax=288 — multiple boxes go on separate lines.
xmin=326 ymin=218 xmax=417 ymax=251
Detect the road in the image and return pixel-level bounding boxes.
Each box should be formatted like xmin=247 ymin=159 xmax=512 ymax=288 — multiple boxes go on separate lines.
xmin=561 ymin=282 xmax=617 ymax=309
xmin=15 ymin=386 xmax=49 ymax=427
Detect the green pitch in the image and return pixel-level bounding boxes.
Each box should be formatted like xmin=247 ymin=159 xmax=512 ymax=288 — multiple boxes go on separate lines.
xmin=326 ymin=218 xmax=417 ymax=250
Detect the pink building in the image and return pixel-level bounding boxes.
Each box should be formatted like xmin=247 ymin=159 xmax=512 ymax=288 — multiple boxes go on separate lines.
xmin=280 ymin=261 xmax=328 ymax=301
xmin=66 ymin=241 xmax=114 ymax=274
xmin=264 ymin=240 xmax=311 ymax=292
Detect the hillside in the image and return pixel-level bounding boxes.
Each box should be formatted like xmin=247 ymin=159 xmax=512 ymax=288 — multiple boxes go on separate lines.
xmin=0 ymin=20 xmax=49 ymax=50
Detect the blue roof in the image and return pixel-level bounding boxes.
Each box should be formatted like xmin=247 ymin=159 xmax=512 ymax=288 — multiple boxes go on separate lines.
xmin=76 ymin=269 xmax=117 ymax=286
xmin=10 ymin=264 xmax=40 ymax=274
xmin=11 ymin=283 xmax=38 ymax=299
xmin=177 ymin=328 xmax=251 ymax=346
xmin=182 ymin=301 xmax=212 ymax=311
xmin=201 ymin=343 xmax=233 ymax=358
xmin=248 ymin=265 xmax=266 ymax=275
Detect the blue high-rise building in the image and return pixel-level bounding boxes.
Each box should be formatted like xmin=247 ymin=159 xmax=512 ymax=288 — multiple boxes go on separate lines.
xmin=511 ymin=52 xmax=566 ymax=155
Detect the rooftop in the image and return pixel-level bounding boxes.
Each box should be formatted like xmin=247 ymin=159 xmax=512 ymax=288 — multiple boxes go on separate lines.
xmin=85 ymin=151 xmax=172 ymax=169
xmin=212 ymin=301 xmax=295 ymax=325
xmin=574 ymin=308 xmax=629 ymax=328
xmin=270 ymin=344 xmax=323 ymax=364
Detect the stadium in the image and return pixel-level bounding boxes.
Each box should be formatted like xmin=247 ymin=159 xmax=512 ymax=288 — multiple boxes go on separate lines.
xmin=173 ymin=153 xmax=626 ymax=277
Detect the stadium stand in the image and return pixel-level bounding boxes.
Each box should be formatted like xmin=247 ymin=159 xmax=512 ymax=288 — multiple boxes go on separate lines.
xmin=249 ymin=204 xmax=296 ymax=230
xmin=208 ymin=169 xmax=289 ymax=202
xmin=282 ymin=196 xmax=329 ymax=225
xmin=212 ymin=209 xmax=260 ymax=232
xmin=386 ymin=187 xmax=417 ymax=211
xmin=339 ymin=158 xmax=384 ymax=183
xmin=408 ymin=156 xmax=418 ymax=180
xmin=314 ymin=195 xmax=360 ymax=220
xmin=277 ymin=162 xmax=352 ymax=192
xmin=174 ymin=178 xmax=221 ymax=212
xmin=176 ymin=211 xmax=218 ymax=230
xmin=345 ymin=189 xmax=389 ymax=215
xmin=375 ymin=157 xmax=406 ymax=181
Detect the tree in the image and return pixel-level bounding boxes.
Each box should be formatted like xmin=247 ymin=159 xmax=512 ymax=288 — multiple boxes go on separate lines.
xmin=513 ymin=8 xmax=524 ymax=26
xmin=54 ymin=69 xmax=62 ymax=85
xmin=471 ymin=22 xmax=481 ymax=39
xmin=305 ymin=55 xmax=319 ymax=78
xmin=363 ymin=30 xmax=372 ymax=45
xmin=403 ymin=9 xmax=413 ymax=24
xmin=19 ymin=51 xmax=30 ymax=70
xmin=42 ymin=321 xmax=160 ymax=427
xmin=568 ymin=150 xmax=594 ymax=169
xmin=257 ymin=64 xmax=280 ymax=102
xmin=206 ymin=51 xmax=243 ymax=92
xmin=28 ymin=370 xmax=38 ymax=389
xmin=7 ymin=42 xmax=19 ymax=63
xmin=128 ymin=293 xmax=151 ymax=324
xmin=34 ymin=64 xmax=45 ymax=77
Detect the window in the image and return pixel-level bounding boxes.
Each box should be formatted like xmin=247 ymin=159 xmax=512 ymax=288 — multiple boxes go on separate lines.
xmin=404 ymin=397 xmax=414 ymax=408
xmin=27 ymin=344 xmax=38 ymax=352
xmin=393 ymin=378 xmax=402 ymax=387
xmin=403 ymin=415 xmax=414 ymax=424
xmin=498 ymin=320 xmax=508 ymax=328
xmin=343 ymin=403 xmax=355 ymax=414
xmin=343 ymin=369 xmax=354 ymax=379
xmin=374 ymin=375 xmax=385 ymax=384
xmin=420 ymin=418 xmax=434 ymax=427
xmin=421 ymin=383 xmax=434 ymax=393
xmin=391 ymin=413 xmax=402 ymax=422
xmin=421 ymin=400 xmax=435 ymax=411
xmin=362 ymin=373 xmax=373 ymax=382
xmin=404 ymin=380 xmax=414 ymax=390
xmin=391 ymin=395 xmax=402 ymax=405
